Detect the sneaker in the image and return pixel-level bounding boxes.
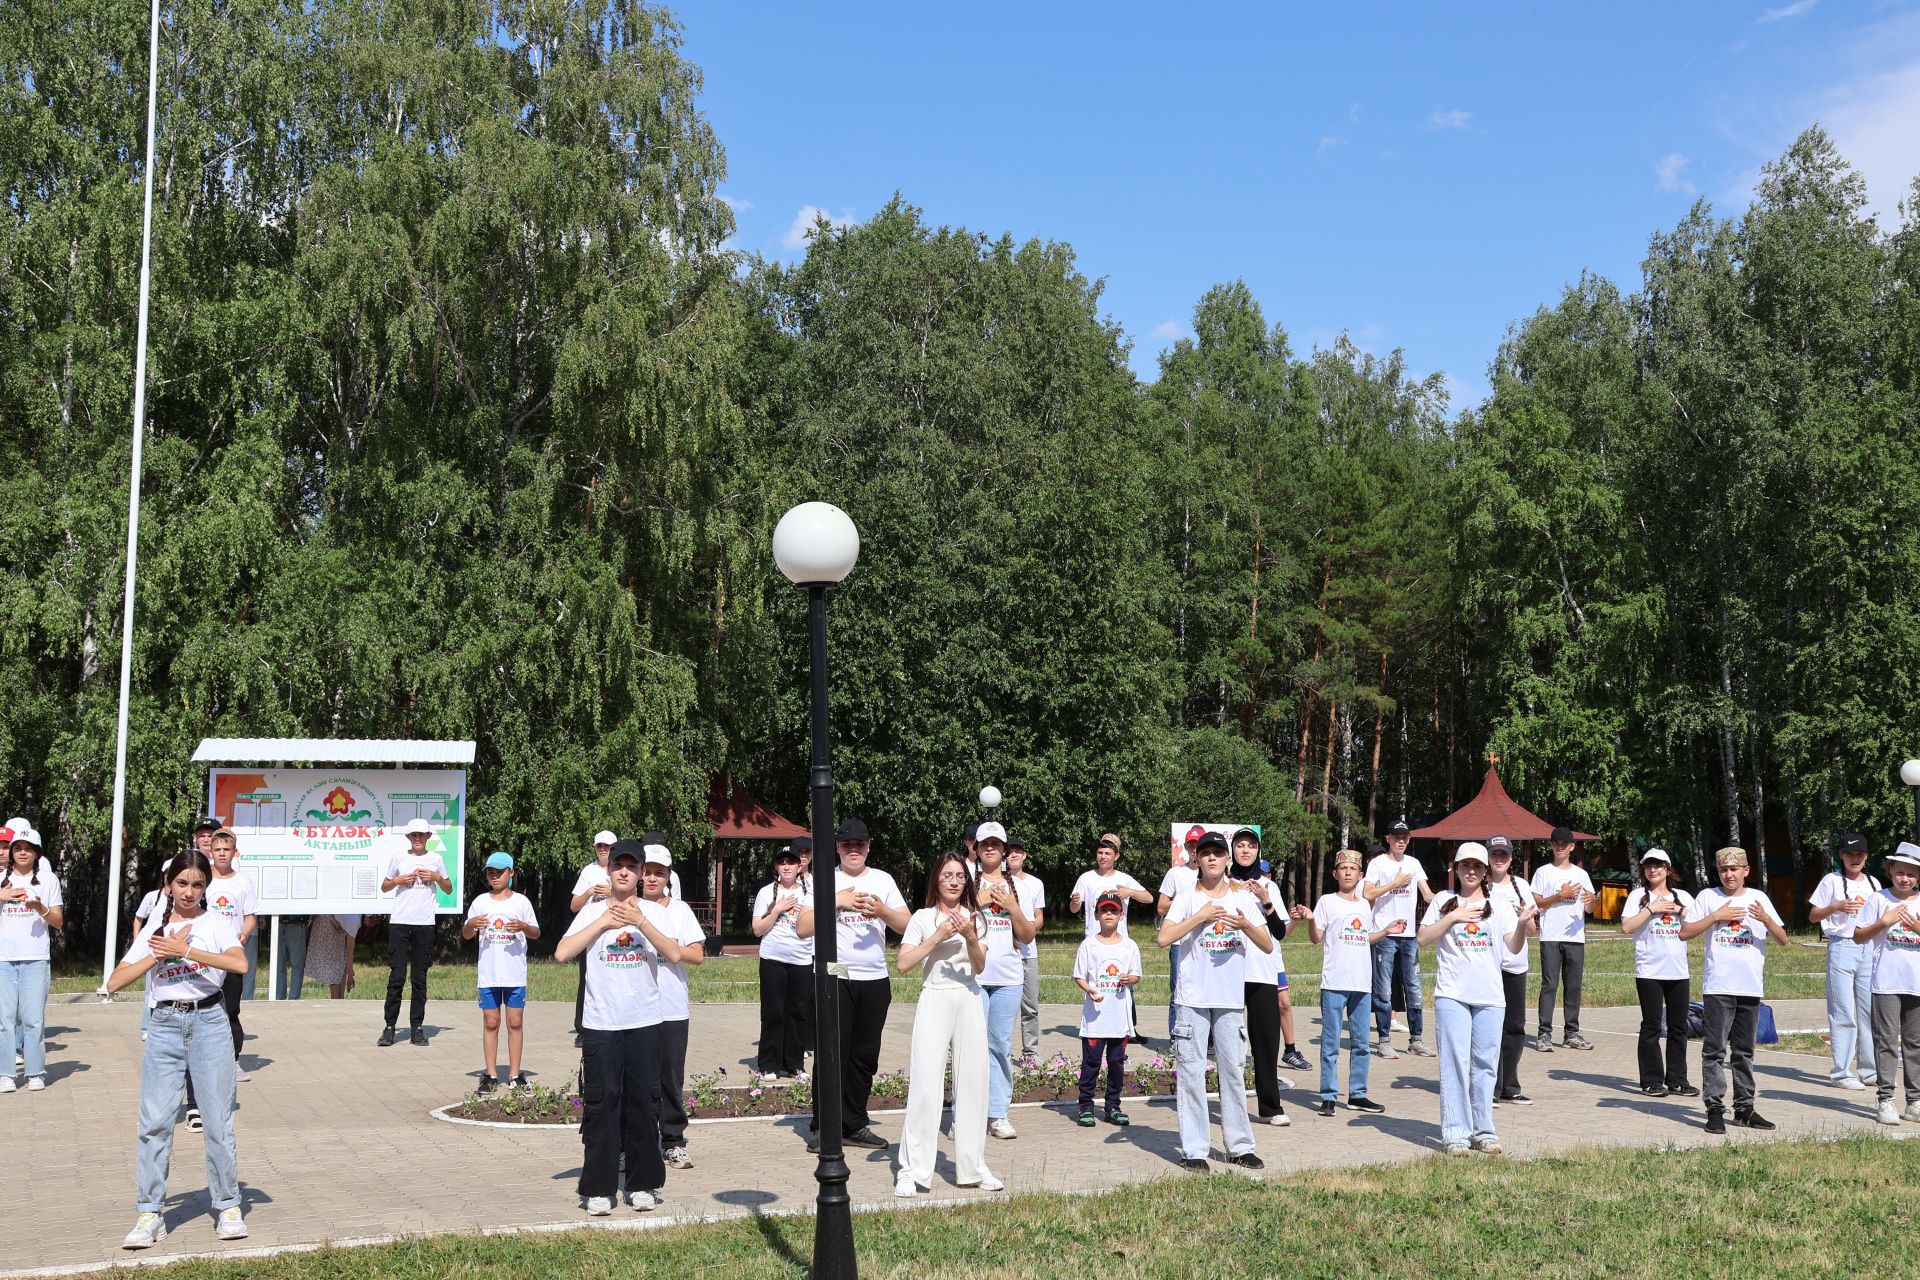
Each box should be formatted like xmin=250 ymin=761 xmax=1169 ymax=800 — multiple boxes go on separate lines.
xmin=25 ymin=1076 xmax=45 ymax=1092
xmin=215 ymin=1207 xmax=248 ymax=1240
xmin=1496 ymin=1092 xmax=1532 ymax=1106
xmin=976 ymin=1174 xmax=1005 ymax=1192
xmin=1641 ymin=1084 xmax=1669 ymax=1097
xmin=1671 ymin=1083 xmax=1700 ymax=1098
xmin=1444 ymin=1143 xmax=1470 ymax=1157
xmin=476 ymin=1076 xmax=498 ymax=1095
xmin=0 ymin=1077 xmax=15 ymax=1094
xmin=1104 ymin=1108 xmax=1130 ymax=1127
xmin=629 ymin=1189 xmax=661 ymax=1211
xmin=1178 ymin=1157 xmax=1210 ymax=1172
xmin=844 ymin=1127 xmax=889 ymax=1149
xmin=1076 ymin=1109 xmax=1096 ymax=1127
xmin=664 ymin=1146 xmax=693 ymax=1170
xmin=894 ymin=1174 xmax=918 ymax=1198
xmin=1281 ymin=1049 xmax=1311 ymax=1071
xmin=1905 ymin=1101 xmax=1920 ymax=1122
xmin=1228 ymin=1152 xmax=1265 ymax=1170
xmin=1374 ymin=1036 xmax=1398 ymax=1061
xmin=1563 ymin=1034 xmax=1594 ymax=1051
xmin=122 ymin=1212 xmax=167 ymax=1249
xmin=1837 ymin=1076 xmax=1867 ymax=1092
xmin=1704 ymin=1110 xmax=1726 ymax=1135
xmin=11 ymin=1053 xmax=19 ymax=1069
xmin=1533 ymin=1034 xmax=1555 ymax=1053
xmin=410 ymin=1027 xmax=428 ymax=1047
xmin=585 ymin=1196 xmax=613 ymax=1216
xmin=1877 ymin=1100 xmax=1901 ymax=1125
xmin=1734 ymin=1110 xmax=1775 ymax=1131
xmin=234 ymin=1066 xmax=251 ymax=1083
xmin=1404 ymin=1040 xmax=1436 ymax=1058
xmin=988 ymin=1118 xmax=1017 ymax=1140
xmin=376 ymin=1026 xmax=396 ymax=1047
xmin=1347 ymin=1096 xmax=1385 ymax=1114
xmin=185 ymin=1107 xmax=203 ymax=1132
xmin=1316 ymin=1099 xmax=1336 ymax=1117
xmin=511 ymin=1073 xmax=531 ymax=1090
xmin=1470 ymin=1136 xmax=1503 ymax=1155
xmin=804 ymin=1130 xmax=821 ymax=1153
xmin=1262 ymin=1110 xmax=1291 ymax=1127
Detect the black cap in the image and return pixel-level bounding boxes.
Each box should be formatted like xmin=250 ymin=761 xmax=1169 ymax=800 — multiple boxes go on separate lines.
xmin=1838 ymin=833 xmax=1869 ymax=855
xmin=963 ymin=821 xmax=980 ymax=841
xmin=1388 ymin=820 xmax=1410 ymax=835
xmin=193 ymin=816 xmax=223 ymax=832
xmin=1194 ymin=830 xmax=1229 ymax=855
xmin=793 ymin=835 xmax=813 ymax=851
xmin=1367 ymin=842 xmax=1387 ymax=856
xmin=1007 ymin=835 xmax=1027 ymax=852
xmin=774 ymin=845 xmax=801 ymax=862
xmin=1550 ymin=825 xmax=1574 ymax=843
xmin=608 ymin=838 xmax=645 ymax=864
xmin=638 ymin=829 xmax=668 ymax=848
xmin=836 ymin=818 xmax=870 ymax=842
xmin=1487 ymin=835 xmax=1512 ymax=853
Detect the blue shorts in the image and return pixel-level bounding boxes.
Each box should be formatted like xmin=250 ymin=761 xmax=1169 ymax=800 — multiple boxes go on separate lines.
xmin=477 ymin=986 xmax=526 ymax=1010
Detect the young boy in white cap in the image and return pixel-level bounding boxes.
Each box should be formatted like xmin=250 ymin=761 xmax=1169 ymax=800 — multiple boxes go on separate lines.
xmin=1853 ymin=841 xmax=1920 ymax=1125
xmin=639 ymin=833 xmax=705 ymax=1169
xmin=1679 ymin=846 xmax=1788 ymax=1133
xmin=570 ymin=830 xmax=619 ymax=1043
xmin=463 ymin=851 xmax=540 ymax=1092
xmin=1809 ymin=833 xmax=1879 ymax=1090
xmin=379 ymin=818 xmax=449 ymax=1047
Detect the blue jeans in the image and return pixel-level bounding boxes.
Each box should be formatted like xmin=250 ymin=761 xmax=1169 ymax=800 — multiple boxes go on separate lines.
xmin=278 ymin=917 xmax=310 ymax=999
xmin=239 ymin=931 xmax=260 ymax=1002
xmin=1166 ymin=935 xmax=1181 ymax=1035
xmin=1372 ymin=934 xmax=1423 ymax=1039
xmin=0 ymin=959 xmax=51 ymax=1078
xmin=980 ymin=983 xmax=1021 ymax=1119
xmin=138 ymin=1004 xmax=239 ymax=1212
xmin=1318 ymin=989 xmax=1372 ymax=1102
xmin=1435 ymin=996 xmax=1501 ymax=1148
xmin=1173 ymin=1004 xmax=1254 ymax=1160
xmin=1826 ymin=938 xmax=1875 ymax=1082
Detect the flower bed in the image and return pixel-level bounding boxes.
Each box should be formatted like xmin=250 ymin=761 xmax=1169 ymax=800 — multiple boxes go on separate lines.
xmin=449 ymin=1052 xmax=1248 ymax=1125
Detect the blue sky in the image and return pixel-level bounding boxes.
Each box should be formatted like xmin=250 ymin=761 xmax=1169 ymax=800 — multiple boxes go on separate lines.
xmin=677 ymin=1 xmax=1920 ymax=410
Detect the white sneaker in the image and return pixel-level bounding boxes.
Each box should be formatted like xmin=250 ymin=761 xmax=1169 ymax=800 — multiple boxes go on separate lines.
xmin=1905 ymin=1101 xmax=1920 ymax=1123
xmin=585 ymin=1196 xmax=613 ymax=1217
xmin=215 ymin=1207 xmax=248 ymax=1240
xmin=893 ymin=1174 xmax=918 ymax=1198
xmin=0 ymin=1076 xmax=16 ymax=1094
xmin=975 ymin=1174 xmax=1005 ymax=1192
xmin=663 ymin=1145 xmax=692 ymax=1170
xmin=25 ymin=1076 xmax=45 ymax=1092
xmin=1877 ymin=1100 xmax=1901 ymax=1125
xmin=1264 ymin=1112 xmax=1291 ymax=1126
xmin=122 ymin=1212 xmax=167 ymax=1249
xmin=988 ymin=1118 xmax=1017 ymax=1139
xmin=628 ymin=1189 xmax=660 ymax=1211
xmin=1837 ymin=1076 xmax=1866 ymax=1091
xmin=12 ymin=1053 xmax=20 ymax=1069
xmin=1470 ymin=1136 xmax=1503 ymax=1155
xmin=235 ymin=1067 xmax=252 ymax=1084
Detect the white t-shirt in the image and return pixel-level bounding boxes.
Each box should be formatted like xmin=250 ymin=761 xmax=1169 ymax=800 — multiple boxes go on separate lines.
xmin=0 ymin=870 xmax=63 ymax=962
xmin=832 ymin=867 xmax=907 ymax=982
xmin=753 ymin=882 xmax=814 ymax=965
xmin=123 ymin=911 xmax=241 ymax=1003
xmin=1530 ymin=863 xmax=1595 ymax=943
xmin=564 ymin=898 xmax=662 ymax=1030
xmin=135 ymin=889 xmax=162 ymax=922
xmin=1165 ymin=885 xmax=1264 ymax=1009
xmin=572 ymin=862 xmax=682 ymax=903
xmin=1158 ymin=865 xmax=1197 ymax=904
xmin=641 ymin=896 xmax=706 ymax=1021
xmin=1313 ymin=894 xmax=1376 ymax=993
xmin=1074 ymin=935 xmax=1141 ymax=1038
xmin=1863 ymin=890 xmax=1920 ymax=996
xmin=205 ymin=872 xmax=258 ymax=940
xmin=899 ymin=908 xmax=984 ymax=992
xmin=1486 ymin=877 xmax=1533 ymax=974
xmin=384 ymin=851 xmax=444 ymax=925
xmin=1236 ymin=877 xmax=1287 ymax=985
xmin=466 ymin=892 xmax=538 ymax=989
xmin=1809 ymin=872 xmax=1879 ymax=942
xmin=1013 ymin=874 xmax=1046 ymax=960
xmin=1071 ymin=869 xmax=1147 ymax=935
xmin=1623 ymin=887 xmax=1695 ymax=981
xmin=1423 ymin=892 xmax=1516 ymax=1007
xmin=1364 ymin=854 xmax=1428 ymax=932
xmin=1686 ymin=888 xmax=1784 ymax=997
xmin=976 ymin=876 xmax=1028 ymax=987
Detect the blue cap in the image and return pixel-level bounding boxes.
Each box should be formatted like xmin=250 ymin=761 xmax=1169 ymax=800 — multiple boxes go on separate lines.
xmin=484 ymin=851 xmax=514 ymax=871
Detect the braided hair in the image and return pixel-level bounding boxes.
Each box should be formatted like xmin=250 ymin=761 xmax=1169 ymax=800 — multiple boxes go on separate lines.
xmin=6 ymin=836 xmax=44 ymax=894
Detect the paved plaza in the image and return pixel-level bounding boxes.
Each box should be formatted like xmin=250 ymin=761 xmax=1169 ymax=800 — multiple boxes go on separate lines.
xmin=0 ymin=993 xmax=1895 ymax=1275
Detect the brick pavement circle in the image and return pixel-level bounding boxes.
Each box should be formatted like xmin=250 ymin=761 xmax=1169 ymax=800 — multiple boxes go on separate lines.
xmin=0 ymin=995 xmax=1893 ymax=1276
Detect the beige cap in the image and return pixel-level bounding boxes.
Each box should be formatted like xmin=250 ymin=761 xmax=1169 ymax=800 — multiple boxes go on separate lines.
xmin=1713 ymin=846 xmax=1748 ymax=868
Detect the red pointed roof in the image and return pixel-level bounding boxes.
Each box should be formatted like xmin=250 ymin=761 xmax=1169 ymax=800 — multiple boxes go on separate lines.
xmin=1408 ymin=765 xmax=1597 ymax=842
xmin=706 ymin=776 xmax=807 ymax=841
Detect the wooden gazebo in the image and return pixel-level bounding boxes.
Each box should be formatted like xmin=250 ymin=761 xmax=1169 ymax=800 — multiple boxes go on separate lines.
xmin=1409 ymin=763 xmax=1595 ymax=845
xmin=698 ymin=776 xmax=806 ymax=937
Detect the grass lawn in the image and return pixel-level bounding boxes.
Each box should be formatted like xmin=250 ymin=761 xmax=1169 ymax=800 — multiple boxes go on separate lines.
xmin=55 ymin=922 xmax=1838 ymax=1010
xmin=63 ymin=1136 xmax=1920 ymax=1279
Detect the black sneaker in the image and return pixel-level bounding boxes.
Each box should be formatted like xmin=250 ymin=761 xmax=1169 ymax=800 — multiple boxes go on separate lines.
xmin=410 ymin=1027 xmax=428 ymax=1047
xmin=1281 ymin=1049 xmax=1311 ymax=1071
xmin=376 ymin=1026 xmax=396 ymax=1047
xmin=1228 ymin=1152 xmax=1265 ymax=1170
xmin=1076 ymin=1109 xmax=1097 ymax=1127
xmin=1705 ymin=1109 xmax=1727 ymax=1135
xmin=1641 ymin=1084 xmax=1669 ymax=1097
xmin=1348 ymin=1096 xmax=1385 ymax=1114
xmin=511 ymin=1073 xmax=530 ymax=1089
xmin=476 ymin=1076 xmax=498 ymax=1095
xmin=844 ymin=1127 xmax=889 ymax=1149
xmin=1734 ymin=1110 xmax=1775 ymax=1131
xmin=1316 ymin=1099 xmax=1336 ymax=1117
xmin=804 ymin=1130 xmax=820 ymax=1153
xmin=1105 ymin=1108 xmax=1130 ymax=1127
xmin=1496 ymin=1092 xmax=1533 ymax=1106
xmin=1671 ymin=1083 xmax=1700 ymax=1097
xmin=1179 ymin=1157 xmax=1209 ymax=1172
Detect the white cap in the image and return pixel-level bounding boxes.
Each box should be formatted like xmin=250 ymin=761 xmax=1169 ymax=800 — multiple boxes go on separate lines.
xmin=1887 ymin=842 xmax=1920 ymax=870
xmin=8 ymin=826 xmax=42 ymax=849
xmin=642 ymin=843 xmax=672 ymax=867
xmin=2 ymin=817 xmax=26 ymax=839
xmin=1640 ymin=847 xmax=1672 ymax=865
xmin=974 ymin=821 xmax=1009 ymax=845
xmin=400 ymin=818 xmax=434 ymax=837
xmin=1453 ymin=842 xmax=1489 ymax=865
xmin=594 ymin=830 xmax=618 ymax=846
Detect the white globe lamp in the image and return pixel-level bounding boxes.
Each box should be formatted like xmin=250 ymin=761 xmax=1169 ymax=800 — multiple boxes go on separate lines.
xmin=979 ymin=785 xmax=1002 ymax=809
xmin=773 ymin=502 xmax=860 ymax=585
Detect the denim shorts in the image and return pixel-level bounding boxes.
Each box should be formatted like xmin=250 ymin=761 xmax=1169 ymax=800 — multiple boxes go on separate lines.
xmin=477 ymin=986 xmax=527 ymax=1010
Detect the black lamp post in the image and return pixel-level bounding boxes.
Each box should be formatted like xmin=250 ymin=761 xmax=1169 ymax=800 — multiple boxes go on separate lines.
xmin=773 ymin=501 xmax=861 ymax=1280
xmin=1902 ymin=759 xmax=1920 ymax=843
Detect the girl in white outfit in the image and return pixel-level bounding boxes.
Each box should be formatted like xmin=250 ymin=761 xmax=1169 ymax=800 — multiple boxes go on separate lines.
xmin=894 ymin=851 xmax=1002 ymax=1197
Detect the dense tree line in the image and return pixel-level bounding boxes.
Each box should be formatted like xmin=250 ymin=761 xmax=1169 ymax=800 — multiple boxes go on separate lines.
xmin=5 ymin=1 xmax=1918 ymax=951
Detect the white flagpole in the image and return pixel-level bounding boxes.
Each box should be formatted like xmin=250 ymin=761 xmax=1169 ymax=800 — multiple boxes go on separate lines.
xmin=99 ymin=0 xmax=164 ymax=995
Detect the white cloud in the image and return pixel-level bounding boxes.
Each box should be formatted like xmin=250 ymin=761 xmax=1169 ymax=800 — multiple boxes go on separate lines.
xmin=717 ymin=193 xmax=752 ymax=213
xmin=1655 ymin=152 xmax=1697 ymax=193
xmin=779 ymin=205 xmax=858 ymax=251
xmin=1757 ymin=0 xmax=1816 ymax=23
xmin=1426 ymin=107 xmax=1472 ymax=131
xmin=1317 ymin=133 xmax=1346 ymax=156
xmin=1149 ymin=319 xmax=1187 ymax=342
xmin=1821 ymin=59 xmax=1920 ymax=226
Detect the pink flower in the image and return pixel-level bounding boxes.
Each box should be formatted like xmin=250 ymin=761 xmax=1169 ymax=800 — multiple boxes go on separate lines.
xmin=750 ymin=1088 xmax=763 ymax=1098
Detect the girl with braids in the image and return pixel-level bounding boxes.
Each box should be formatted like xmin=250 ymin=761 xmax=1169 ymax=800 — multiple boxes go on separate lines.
xmin=1 ymin=826 xmax=63 ymax=1092
xmin=893 ymin=851 xmax=1001 ymax=1197
xmin=106 ymin=851 xmax=250 ymax=1248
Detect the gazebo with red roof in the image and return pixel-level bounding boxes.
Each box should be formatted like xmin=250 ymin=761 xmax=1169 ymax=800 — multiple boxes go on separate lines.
xmin=1408 ymin=763 xmax=1596 ymax=843
xmin=699 ymin=776 xmax=807 ymax=939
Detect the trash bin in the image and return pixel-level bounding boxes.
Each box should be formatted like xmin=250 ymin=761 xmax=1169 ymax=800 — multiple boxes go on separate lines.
xmin=1596 ymin=882 xmax=1627 ymax=922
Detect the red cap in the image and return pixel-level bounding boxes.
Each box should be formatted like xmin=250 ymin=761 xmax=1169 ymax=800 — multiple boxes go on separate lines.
xmin=1184 ymin=825 xmax=1206 ymax=844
